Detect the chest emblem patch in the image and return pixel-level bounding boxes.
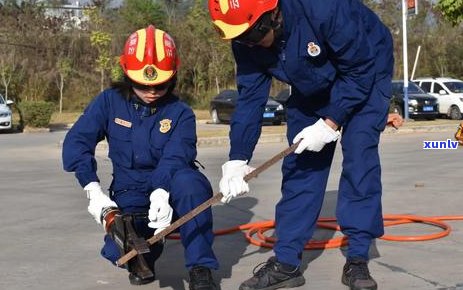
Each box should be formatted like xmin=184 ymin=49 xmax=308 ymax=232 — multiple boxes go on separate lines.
xmin=159 ymin=119 xmax=172 ymax=133
xmin=307 ymin=42 xmax=321 ymax=57
xmin=114 ymin=117 xmax=132 ymax=128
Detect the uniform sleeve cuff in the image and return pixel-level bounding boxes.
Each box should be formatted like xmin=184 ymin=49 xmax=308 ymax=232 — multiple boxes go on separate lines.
xmin=323 ymin=104 xmax=349 ymax=127
xmin=152 ymin=172 xmax=171 ymax=192
xmin=76 ymin=171 xmax=99 ymax=188
xmin=229 ymin=152 xmax=251 ymax=162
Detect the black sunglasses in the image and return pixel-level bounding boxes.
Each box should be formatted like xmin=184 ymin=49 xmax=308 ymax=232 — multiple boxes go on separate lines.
xmin=132 ymin=81 xmax=170 ymax=91
xmin=235 ymin=12 xmax=274 ymax=45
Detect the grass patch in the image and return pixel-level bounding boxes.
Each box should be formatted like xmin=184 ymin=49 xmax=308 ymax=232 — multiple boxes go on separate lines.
xmin=196 ymin=124 xmax=286 ymax=138
xmin=49 ymin=110 xmax=211 ymax=125
xmin=194 ymin=110 xmax=210 ymax=120
xmin=46 ymin=110 xmax=459 ymax=138
xmin=50 ymin=112 xmax=82 ymax=125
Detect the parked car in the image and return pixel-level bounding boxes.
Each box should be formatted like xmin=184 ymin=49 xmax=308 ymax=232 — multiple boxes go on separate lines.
xmin=272 ymin=84 xmax=438 ymax=121
xmin=272 ymin=88 xmax=291 ymax=122
xmin=390 ymin=80 xmax=438 ymax=120
xmin=413 ymin=77 xmax=463 ymax=120
xmin=274 ymin=88 xmax=291 ymax=107
xmin=210 ymin=90 xmax=286 ymax=125
xmin=0 ymin=94 xmax=13 ymax=131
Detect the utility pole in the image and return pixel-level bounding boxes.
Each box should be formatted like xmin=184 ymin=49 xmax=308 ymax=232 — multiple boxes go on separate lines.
xmin=402 ymin=0 xmax=409 ymax=120
xmin=402 ymin=0 xmax=418 ymax=121
xmin=411 ymin=45 xmax=421 ymax=81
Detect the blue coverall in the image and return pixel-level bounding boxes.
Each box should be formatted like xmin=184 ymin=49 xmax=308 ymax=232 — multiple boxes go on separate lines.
xmin=62 ymin=88 xmax=219 ymax=270
xmin=229 ymin=0 xmax=394 ymax=267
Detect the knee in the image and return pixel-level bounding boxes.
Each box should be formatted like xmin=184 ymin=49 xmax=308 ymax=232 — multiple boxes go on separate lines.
xmin=101 ymin=234 xmax=121 ymax=265
xmin=170 ymin=169 xmax=212 ymax=200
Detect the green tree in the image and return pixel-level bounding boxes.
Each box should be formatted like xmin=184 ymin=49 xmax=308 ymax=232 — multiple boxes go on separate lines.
xmin=118 ymin=0 xmax=167 ymax=34
xmin=91 ymin=30 xmax=112 ymax=92
xmin=0 ymin=49 xmax=19 ymax=101
xmin=55 ymin=57 xmax=72 ymax=113
xmin=172 ymin=0 xmax=235 ymax=106
xmin=364 ymin=0 xmax=463 ymax=79
xmin=86 ymin=8 xmax=112 ymax=92
xmin=437 ymin=0 xmax=463 ymax=25
xmin=110 ymin=56 xmax=124 ymax=82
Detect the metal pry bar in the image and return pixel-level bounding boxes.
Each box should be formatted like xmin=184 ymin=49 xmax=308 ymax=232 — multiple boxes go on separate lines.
xmin=116 ymin=140 xmax=301 ymax=266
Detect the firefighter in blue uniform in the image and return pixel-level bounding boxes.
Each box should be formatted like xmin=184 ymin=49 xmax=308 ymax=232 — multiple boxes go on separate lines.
xmin=208 ymin=0 xmax=393 ymax=289
xmin=62 ymin=25 xmax=218 ymax=289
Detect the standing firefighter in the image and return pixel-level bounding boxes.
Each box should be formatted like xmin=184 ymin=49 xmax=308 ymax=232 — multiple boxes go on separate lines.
xmin=62 ymin=25 xmax=218 ymax=289
xmin=208 ymin=0 xmax=394 ymax=289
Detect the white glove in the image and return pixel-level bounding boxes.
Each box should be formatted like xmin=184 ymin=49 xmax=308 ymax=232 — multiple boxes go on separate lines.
xmin=292 ymin=118 xmax=341 ymax=153
xmin=84 ymin=182 xmax=117 ymax=224
xmin=148 ymin=188 xmax=173 ymax=234
xmin=219 ymin=160 xmax=254 ymax=203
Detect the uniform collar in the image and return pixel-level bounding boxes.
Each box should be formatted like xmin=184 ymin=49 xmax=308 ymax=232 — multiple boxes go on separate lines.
xmin=131 ymin=96 xmax=157 ymax=117
xmin=130 ymin=93 xmax=178 ymax=116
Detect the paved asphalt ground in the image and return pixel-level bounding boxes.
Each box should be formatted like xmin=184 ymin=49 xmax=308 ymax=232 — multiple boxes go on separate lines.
xmin=0 ymin=122 xmax=462 ymax=290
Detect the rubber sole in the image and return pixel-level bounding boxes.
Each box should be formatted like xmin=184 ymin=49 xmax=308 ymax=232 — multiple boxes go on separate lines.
xmin=129 ymin=273 xmax=155 ymax=285
xmin=239 ymin=275 xmax=306 ymax=290
xmin=341 ymin=275 xmax=377 ymax=290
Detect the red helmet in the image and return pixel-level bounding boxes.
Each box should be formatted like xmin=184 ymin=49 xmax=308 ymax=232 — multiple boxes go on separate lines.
xmin=208 ymin=0 xmax=278 ymax=39
xmin=119 ymin=25 xmax=179 ymax=85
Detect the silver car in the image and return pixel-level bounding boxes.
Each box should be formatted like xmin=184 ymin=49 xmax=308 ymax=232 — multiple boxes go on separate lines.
xmin=0 ymin=94 xmax=13 ymax=131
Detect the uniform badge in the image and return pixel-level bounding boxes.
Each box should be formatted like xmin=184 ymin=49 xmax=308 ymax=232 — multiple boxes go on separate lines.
xmin=143 ymin=65 xmax=157 ymax=81
xmin=159 ymin=119 xmax=172 ymax=133
xmin=114 ymin=117 xmax=132 ymax=128
xmin=307 ymin=42 xmax=321 ymax=57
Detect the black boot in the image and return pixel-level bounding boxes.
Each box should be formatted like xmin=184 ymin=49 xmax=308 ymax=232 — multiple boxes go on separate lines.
xmin=342 ymin=258 xmax=377 ymax=290
xmin=128 ymin=272 xmax=155 ymax=285
xmin=126 ymin=253 xmax=156 ymax=285
xmin=239 ymin=257 xmax=305 ymax=290
xmin=189 ymin=266 xmax=217 ymax=290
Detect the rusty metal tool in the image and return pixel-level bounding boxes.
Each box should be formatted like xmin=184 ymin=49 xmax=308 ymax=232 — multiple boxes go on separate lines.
xmin=116 ymin=141 xmax=300 ymax=266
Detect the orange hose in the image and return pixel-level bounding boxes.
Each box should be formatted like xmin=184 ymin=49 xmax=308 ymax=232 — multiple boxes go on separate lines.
xmin=167 ymin=214 xmax=463 ymax=249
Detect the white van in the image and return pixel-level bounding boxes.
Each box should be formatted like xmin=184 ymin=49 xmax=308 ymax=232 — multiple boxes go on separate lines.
xmin=0 ymin=94 xmax=13 ymax=131
xmin=413 ymin=77 xmax=463 ymax=120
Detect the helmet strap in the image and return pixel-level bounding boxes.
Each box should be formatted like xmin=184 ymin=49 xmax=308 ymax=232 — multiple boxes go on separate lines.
xmin=165 ymin=74 xmax=177 ymax=95
xmin=271 ymin=8 xmax=284 ymax=40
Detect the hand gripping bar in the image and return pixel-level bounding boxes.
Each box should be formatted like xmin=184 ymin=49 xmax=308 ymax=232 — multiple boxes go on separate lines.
xmin=116 ymin=141 xmax=300 ymax=266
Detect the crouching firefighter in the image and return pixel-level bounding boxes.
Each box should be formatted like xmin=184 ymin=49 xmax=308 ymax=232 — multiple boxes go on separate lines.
xmin=62 ymin=25 xmax=219 ymax=289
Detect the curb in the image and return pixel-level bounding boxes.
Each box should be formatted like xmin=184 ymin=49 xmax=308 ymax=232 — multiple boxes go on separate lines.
xmin=23 ymin=127 xmax=51 ymax=133
xmin=55 ymin=123 xmax=459 ymax=149
xmin=197 ymin=124 xmax=459 ymax=147
xmin=382 ymin=124 xmax=457 ymax=134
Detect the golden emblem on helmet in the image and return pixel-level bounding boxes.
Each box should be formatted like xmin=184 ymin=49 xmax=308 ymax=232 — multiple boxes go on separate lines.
xmin=159 ymin=119 xmax=172 ymax=133
xmin=143 ymin=65 xmax=158 ymax=81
